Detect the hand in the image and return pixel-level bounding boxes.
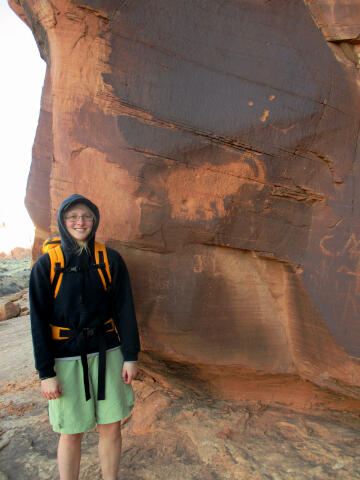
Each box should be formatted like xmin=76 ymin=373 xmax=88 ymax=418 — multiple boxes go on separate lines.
xmin=122 ymin=362 xmax=138 ymax=384
xmin=40 ymin=376 xmax=62 ymax=400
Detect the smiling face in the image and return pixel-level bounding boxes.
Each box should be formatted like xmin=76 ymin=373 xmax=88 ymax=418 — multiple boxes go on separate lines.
xmin=64 ymin=203 xmax=94 ymax=242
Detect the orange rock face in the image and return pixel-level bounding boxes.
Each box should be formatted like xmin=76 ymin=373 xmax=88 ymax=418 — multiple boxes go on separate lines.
xmin=10 ymin=0 xmax=360 ymax=397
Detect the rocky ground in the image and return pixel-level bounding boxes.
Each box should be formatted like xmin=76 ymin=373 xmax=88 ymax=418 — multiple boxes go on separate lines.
xmin=1 ymin=290 xmax=360 ymax=479
xmin=0 ymin=257 xmax=31 ymax=297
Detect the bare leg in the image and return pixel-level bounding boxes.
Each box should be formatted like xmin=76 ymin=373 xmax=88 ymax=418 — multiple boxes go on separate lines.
xmin=97 ymin=421 xmax=122 ymax=480
xmin=57 ymin=433 xmax=83 ymax=480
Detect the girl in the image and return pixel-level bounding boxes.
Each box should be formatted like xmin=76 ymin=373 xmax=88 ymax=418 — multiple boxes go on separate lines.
xmin=29 ymin=193 xmax=140 ymax=480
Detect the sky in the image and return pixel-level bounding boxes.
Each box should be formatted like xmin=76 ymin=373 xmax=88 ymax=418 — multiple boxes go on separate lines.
xmin=0 ymin=1 xmax=46 ymax=253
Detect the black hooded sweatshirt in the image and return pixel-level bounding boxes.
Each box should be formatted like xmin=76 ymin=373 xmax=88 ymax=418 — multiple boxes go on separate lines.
xmin=29 ymin=194 xmax=140 ymax=380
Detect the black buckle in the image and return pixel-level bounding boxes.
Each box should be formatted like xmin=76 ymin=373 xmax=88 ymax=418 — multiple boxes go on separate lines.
xmin=93 ymin=262 xmax=106 ymax=268
xmin=83 ymin=327 xmax=96 ymax=338
xmin=68 ymin=266 xmax=80 ymax=273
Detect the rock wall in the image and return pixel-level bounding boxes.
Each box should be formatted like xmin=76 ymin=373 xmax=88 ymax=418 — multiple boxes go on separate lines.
xmin=9 ymin=0 xmax=360 ymax=397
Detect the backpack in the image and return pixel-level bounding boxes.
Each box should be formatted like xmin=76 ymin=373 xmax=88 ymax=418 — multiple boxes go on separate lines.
xmin=42 ymin=237 xmax=112 ymax=298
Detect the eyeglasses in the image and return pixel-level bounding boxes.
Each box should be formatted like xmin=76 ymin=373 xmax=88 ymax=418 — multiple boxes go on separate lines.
xmin=65 ymin=215 xmax=94 ymax=223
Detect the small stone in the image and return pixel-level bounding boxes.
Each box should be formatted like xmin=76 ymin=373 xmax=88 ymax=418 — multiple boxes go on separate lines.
xmin=309 ymin=466 xmax=323 ymax=474
xmin=216 ymin=428 xmax=232 ymax=440
xmin=0 ymin=435 xmax=10 ymax=451
xmin=333 ymin=461 xmax=344 ymax=470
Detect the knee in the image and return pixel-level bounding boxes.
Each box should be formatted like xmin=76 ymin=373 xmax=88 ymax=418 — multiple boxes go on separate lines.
xmin=97 ymin=421 xmax=122 ymax=440
xmin=60 ymin=433 xmax=83 ymax=446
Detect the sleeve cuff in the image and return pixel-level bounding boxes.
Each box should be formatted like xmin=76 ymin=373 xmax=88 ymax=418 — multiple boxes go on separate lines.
xmin=122 ymin=349 xmax=138 ymax=362
xmin=38 ymin=367 xmax=56 ymax=380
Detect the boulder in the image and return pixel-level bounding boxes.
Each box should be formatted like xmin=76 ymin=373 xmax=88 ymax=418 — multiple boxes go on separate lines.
xmin=7 ymin=292 xmax=24 ymax=303
xmin=9 ymin=0 xmax=360 ymax=396
xmin=0 ymin=302 xmax=20 ymax=322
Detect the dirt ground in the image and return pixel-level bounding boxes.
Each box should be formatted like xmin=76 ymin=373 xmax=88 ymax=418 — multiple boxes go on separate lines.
xmin=1 ymin=294 xmax=360 ymax=479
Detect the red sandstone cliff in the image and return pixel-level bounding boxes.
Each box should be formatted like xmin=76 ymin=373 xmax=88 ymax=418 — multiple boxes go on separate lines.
xmin=9 ymin=0 xmax=360 ymax=398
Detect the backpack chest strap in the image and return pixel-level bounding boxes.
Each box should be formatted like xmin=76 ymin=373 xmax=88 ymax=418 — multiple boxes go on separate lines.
xmin=47 ymin=242 xmax=112 ymax=297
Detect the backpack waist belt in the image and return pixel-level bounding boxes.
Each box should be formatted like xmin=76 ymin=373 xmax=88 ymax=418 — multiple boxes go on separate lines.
xmin=50 ymin=318 xmax=116 ymax=340
xmin=50 ymin=318 xmax=117 ymax=402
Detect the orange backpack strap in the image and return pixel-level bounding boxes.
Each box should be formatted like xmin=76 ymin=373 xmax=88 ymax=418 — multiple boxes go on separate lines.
xmin=94 ymin=242 xmax=112 ymax=290
xmin=48 ymin=245 xmax=65 ymax=298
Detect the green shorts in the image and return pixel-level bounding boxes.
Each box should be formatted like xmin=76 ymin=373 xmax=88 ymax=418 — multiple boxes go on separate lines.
xmin=48 ymin=347 xmax=134 ymax=434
